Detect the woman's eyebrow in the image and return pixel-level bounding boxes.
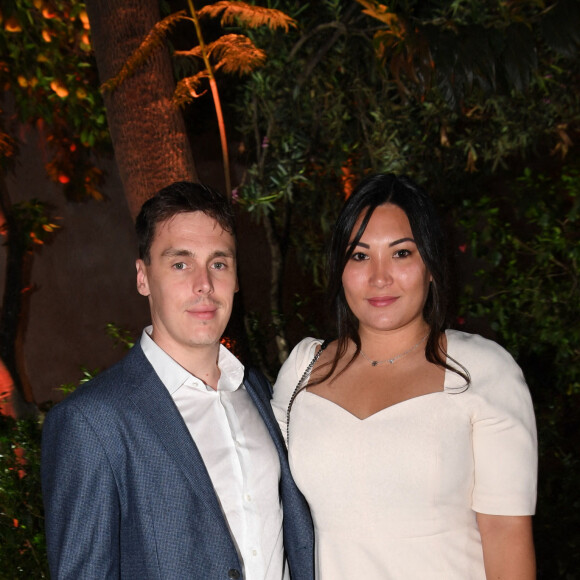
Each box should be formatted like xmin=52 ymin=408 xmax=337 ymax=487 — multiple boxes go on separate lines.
xmin=389 ymin=237 xmax=415 ymax=247
xmin=353 ymin=237 xmax=416 ymax=249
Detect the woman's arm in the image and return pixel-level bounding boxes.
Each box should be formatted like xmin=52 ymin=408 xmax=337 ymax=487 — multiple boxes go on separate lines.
xmin=476 ymin=513 xmax=535 ymax=580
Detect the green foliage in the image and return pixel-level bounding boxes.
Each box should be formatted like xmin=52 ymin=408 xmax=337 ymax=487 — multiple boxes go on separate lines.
xmin=3 ymin=200 xmax=61 ymax=251
xmin=235 ymin=1 xmax=379 ymax=280
xmin=456 ymin=165 xmax=580 ymax=576
xmin=357 ymin=0 xmax=580 ymax=108
xmin=0 ymin=416 xmax=48 ymax=579
xmin=457 ymin=165 xmax=579 ymax=382
xmin=105 ymin=322 xmax=136 ymax=350
xmin=0 ymin=0 xmax=108 ymax=198
xmin=233 ymin=0 xmax=579 ymax=338
xmin=58 ymin=366 xmax=98 ymax=396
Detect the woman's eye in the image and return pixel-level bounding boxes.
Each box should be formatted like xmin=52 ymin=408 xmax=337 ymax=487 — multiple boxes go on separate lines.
xmin=394 ymin=249 xmax=411 ymax=258
xmin=351 ymin=252 xmax=368 ymax=261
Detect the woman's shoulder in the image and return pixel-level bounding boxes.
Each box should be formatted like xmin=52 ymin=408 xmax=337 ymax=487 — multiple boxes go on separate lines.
xmin=446 ymin=329 xmax=520 ymax=372
xmin=290 ymin=337 xmax=325 ymax=364
xmin=445 ymin=329 xmax=529 ymax=403
xmin=271 ymin=337 xmax=325 ymax=419
xmin=277 ymin=337 xmax=324 ymax=386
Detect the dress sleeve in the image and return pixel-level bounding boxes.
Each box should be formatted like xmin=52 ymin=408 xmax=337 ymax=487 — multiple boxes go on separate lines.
xmin=271 ymin=337 xmax=322 ymax=439
xmin=464 ymin=336 xmax=538 ymax=516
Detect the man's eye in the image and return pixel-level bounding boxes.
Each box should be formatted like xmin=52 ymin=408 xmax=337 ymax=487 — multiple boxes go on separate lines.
xmin=212 ymin=262 xmax=226 ymax=270
xmin=173 ymin=262 xmax=186 ymax=270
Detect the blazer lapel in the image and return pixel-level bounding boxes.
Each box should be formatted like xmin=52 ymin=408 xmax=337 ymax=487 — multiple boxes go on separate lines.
xmin=124 ymin=346 xmax=230 ymax=526
xmin=244 ymin=369 xmax=288 ymax=458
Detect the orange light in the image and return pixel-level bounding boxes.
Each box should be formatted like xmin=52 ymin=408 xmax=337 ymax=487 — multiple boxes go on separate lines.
xmin=5 ymin=17 xmax=22 ymax=32
xmin=79 ymin=10 xmax=90 ymax=30
xmin=50 ymin=80 xmax=69 ymax=98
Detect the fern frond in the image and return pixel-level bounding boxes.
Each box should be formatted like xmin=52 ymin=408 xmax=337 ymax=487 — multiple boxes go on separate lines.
xmin=173 ymin=72 xmax=209 ymax=107
xmin=354 ymin=0 xmax=401 ymax=29
xmin=0 ymin=129 xmax=16 ymax=159
xmin=101 ymin=10 xmax=189 ymax=94
xmin=175 ymin=46 xmax=203 ymax=60
xmin=198 ymin=1 xmax=296 ymax=32
xmin=207 ymin=34 xmax=266 ymax=75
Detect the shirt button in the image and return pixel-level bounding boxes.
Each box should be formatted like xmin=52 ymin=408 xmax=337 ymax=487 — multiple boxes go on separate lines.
xmin=245 ymin=494 xmax=252 ymax=502
xmin=228 ymin=569 xmax=241 ymax=579
xmin=252 ymin=549 xmax=258 ymax=556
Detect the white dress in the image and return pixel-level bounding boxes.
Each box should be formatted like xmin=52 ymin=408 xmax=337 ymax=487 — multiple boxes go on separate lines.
xmin=272 ymin=330 xmax=537 ymax=580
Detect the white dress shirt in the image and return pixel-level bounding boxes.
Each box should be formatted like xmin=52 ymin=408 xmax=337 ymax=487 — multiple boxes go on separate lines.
xmin=141 ymin=327 xmax=288 ymax=580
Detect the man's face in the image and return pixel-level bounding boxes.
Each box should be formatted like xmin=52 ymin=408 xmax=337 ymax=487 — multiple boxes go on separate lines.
xmin=136 ymin=212 xmax=238 ymax=360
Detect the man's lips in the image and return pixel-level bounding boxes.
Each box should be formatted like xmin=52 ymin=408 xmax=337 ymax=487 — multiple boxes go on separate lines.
xmin=187 ymin=305 xmax=218 ymax=320
xmin=367 ymin=296 xmax=398 ymax=307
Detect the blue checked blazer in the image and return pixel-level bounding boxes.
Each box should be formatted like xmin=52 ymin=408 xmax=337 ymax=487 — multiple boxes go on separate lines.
xmin=41 ymin=344 xmax=314 ymax=579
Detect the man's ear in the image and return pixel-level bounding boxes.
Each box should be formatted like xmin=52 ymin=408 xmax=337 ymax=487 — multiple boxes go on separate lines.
xmin=136 ymin=259 xmax=150 ymax=297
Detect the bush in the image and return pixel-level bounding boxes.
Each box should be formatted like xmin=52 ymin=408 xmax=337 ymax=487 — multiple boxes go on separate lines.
xmin=457 ymin=164 xmax=580 ymax=577
xmin=0 ymin=415 xmax=48 ymax=579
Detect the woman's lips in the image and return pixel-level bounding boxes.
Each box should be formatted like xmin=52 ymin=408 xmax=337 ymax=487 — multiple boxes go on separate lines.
xmin=367 ymin=296 xmax=398 ymax=307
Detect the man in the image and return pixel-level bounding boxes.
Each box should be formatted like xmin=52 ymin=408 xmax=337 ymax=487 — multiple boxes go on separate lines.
xmin=41 ymin=182 xmax=314 ymax=579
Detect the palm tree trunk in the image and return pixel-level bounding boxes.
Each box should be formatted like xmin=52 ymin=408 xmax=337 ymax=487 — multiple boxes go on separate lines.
xmin=85 ymin=0 xmax=197 ymax=218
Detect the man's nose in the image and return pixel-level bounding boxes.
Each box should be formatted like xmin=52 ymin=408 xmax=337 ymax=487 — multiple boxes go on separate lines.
xmin=194 ymin=268 xmax=213 ymax=294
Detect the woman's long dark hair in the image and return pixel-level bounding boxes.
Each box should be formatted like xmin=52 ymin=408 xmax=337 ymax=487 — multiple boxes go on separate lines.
xmin=315 ymin=173 xmax=469 ymax=385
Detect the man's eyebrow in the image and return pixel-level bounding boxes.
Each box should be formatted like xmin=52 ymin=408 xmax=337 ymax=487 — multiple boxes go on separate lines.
xmin=160 ymin=248 xmax=235 ymax=259
xmin=211 ymin=249 xmax=236 ymax=259
xmin=161 ymin=248 xmax=193 ymax=258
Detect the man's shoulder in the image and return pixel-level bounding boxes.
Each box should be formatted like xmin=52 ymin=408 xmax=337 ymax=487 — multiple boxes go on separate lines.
xmin=243 ymin=366 xmax=272 ymax=398
xmin=54 ymin=344 xmax=151 ymax=409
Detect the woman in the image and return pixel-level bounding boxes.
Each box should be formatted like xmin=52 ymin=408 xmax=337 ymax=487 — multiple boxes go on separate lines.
xmin=272 ymin=174 xmax=537 ymax=579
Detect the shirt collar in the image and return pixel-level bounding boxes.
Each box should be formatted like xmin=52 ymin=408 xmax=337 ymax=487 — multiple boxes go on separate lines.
xmin=140 ymin=326 xmax=245 ymax=394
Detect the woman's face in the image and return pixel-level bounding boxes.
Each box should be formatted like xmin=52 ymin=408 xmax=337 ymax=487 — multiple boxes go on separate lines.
xmin=341 ymin=203 xmax=432 ymax=335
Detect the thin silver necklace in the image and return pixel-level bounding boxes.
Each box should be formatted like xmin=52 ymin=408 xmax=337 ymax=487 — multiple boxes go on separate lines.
xmin=360 ymin=334 xmax=428 ymax=367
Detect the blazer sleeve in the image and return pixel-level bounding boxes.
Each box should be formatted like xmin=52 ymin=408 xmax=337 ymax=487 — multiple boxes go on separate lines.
xmin=42 ymin=401 xmax=121 ymax=579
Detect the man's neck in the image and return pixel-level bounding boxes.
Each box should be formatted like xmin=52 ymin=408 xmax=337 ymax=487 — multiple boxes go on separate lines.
xmin=149 ymin=334 xmax=222 ymax=390
xmin=179 ymin=345 xmax=222 ymax=390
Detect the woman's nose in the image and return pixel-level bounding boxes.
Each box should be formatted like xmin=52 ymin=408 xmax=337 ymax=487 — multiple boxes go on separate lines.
xmin=369 ymin=259 xmax=393 ymax=287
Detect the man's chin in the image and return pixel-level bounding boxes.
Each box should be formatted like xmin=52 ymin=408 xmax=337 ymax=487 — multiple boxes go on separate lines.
xmin=186 ymin=332 xmax=226 ymax=348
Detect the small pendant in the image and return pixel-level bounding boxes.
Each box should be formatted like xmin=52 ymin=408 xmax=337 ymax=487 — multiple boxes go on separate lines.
xmin=371 ymin=361 xmax=378 ymax=367
xmin=388 ymin=359 xmax=395 ymax=364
